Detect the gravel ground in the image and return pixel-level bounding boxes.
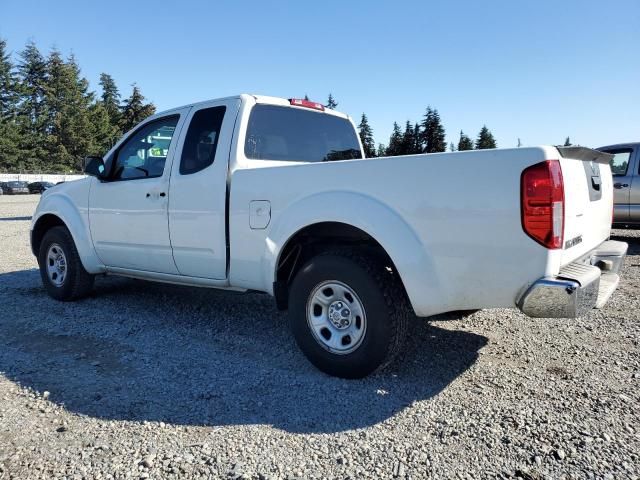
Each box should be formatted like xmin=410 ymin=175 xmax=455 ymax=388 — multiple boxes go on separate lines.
xmin=0 ymin=194 xmax=638 ymax=480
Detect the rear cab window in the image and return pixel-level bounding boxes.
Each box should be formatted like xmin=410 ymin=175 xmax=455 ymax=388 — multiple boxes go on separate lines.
xmin=244 ymin=105 xmax=362 ymax=162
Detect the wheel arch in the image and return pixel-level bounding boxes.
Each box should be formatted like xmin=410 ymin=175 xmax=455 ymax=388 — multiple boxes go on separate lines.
xmin=263 ymin=191 xmax=440 ymax=313
xmin=31 ymin=195 xmax=104 ymax=274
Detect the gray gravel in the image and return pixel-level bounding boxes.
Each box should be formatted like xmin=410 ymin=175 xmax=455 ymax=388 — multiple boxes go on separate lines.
xmin=0 ymin=195 xmax=638 ymax=479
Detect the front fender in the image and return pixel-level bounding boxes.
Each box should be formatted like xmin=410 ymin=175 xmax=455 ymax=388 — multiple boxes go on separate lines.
xmin=31 ymin=181 xmax=104 ymax=274
xmin=262 ymin=191 xmax=442 ymax=315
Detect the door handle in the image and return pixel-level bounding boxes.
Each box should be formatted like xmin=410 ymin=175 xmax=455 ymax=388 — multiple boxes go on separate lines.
xmin=614 ymin=182 xmax=629 ymax=189
xmin=146 ymin=191 xmax=167 ymax=198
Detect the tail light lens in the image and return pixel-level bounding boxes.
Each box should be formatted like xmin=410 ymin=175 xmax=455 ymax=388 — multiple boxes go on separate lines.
xmin=521 ymin=160 xmax=564 ymax=249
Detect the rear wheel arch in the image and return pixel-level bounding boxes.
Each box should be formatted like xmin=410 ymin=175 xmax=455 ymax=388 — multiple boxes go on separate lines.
xmin=273 ymin=221 xmax=408 ymax=310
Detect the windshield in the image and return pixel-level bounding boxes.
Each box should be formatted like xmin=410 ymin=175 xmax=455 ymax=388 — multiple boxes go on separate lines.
xmin=244 ymin=105 xmax=363 ymax=162
xmin=7 ymin=181 xmax=26 ymax=187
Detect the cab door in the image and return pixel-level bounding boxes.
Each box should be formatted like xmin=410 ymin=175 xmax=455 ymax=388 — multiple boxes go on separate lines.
xmin=168 ymin=98 xmax=241 ymax=279
xmin=602 ymin=147 xmax=635 ymax=224
xmin=88 ymin=109 xmax=189 ymax=273
xmin=626 ymin=146 xmax=640 ymax=224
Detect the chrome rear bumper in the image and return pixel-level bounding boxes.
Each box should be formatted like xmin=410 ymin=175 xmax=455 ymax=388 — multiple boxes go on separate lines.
xmin=517 ymin=239 xmax=627 ymax=318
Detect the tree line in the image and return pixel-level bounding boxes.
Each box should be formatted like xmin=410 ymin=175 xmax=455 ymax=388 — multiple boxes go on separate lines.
xmin=357 ymin=106 xmax=497 ymax=158
xmin=0 ymin=38 xmax=156 ymax=173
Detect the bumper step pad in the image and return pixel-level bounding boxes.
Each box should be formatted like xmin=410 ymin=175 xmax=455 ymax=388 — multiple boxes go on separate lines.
xmin=595 ymin=273 xmax=620 ymax=309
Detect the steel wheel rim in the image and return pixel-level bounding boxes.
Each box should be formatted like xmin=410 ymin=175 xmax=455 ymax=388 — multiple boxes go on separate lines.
xmin=46 ymin=243 xmax=67 ymax=287
xmin=306 ymin=280 xmax=367 ymax=355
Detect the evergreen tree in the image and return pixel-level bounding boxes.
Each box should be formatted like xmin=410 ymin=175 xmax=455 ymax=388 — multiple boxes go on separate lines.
xmin=325 ymin=93 xmax=338 ymax=110
xmin=376 ymin=143 xmax=386 ymax=158
xmin=358 ymin=113 xmax=376 ymax=158
xmin=385 ymin=122 xmax=403 ymax=156
xmin=564 ymin=136 xmax=571 ymax=146
xmin=44 ymin=52 xmax=96 ymax=171
xmin=16 ymin=41 xmax=49 ymax=171
xmin=413 ymin=123 xmax=422 ymax=153
xmin=119 ymin=84 xmax=155 ymax=133
xmin=420 ymin=107 xmax=446 ymax=153
xmin=99 ymin=73 xmax=121 ymax=129
xmin=400 ymin=121 xmax=416 ymax=155
xmin=449 ymin=142 xmax=456 ymax=152
xmin=475 ymin=125 xmax=497 ymax=149
xmin=457 ymin=130 xmax=474 ymax=151
xmin=0 ymin=39 xmax=19 ymax=119
xmin=0 ymin=39 xmax=21 ymax=172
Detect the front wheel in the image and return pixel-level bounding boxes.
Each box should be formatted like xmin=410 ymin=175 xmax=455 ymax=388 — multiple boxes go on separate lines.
xmin=288 ymin=250 xmax=409 ymax=378
xmin=38 ymin=226 xmax=94 ymax=301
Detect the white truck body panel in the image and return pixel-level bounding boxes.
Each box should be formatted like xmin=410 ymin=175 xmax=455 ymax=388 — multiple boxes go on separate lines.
xmin=231 ymin=147 xmax=564 ymax=316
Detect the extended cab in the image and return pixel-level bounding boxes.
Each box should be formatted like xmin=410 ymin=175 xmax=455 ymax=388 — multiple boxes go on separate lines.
xmin=31 ymin=94 xmax=628 ymax=378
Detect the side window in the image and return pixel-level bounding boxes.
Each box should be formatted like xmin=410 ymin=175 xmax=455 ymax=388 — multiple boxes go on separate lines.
xmin=180 ymin=106 xmax=226 ymax=175
xmin=111 ymin=116 xmax=179 ymax=180
xmin=606 ymin=149 xmax=632 ymax=176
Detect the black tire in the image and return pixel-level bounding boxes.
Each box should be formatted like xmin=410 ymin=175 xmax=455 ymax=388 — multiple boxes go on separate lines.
xmin=288 ymin=249 xmax=409 ymax=379
xmin=38 ymin=226 xmax=94 ymax=301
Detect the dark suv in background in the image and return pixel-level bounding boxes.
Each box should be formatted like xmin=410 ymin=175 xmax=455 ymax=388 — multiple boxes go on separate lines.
xmin=28 ymin=181 xmax=55 ymax=194
xmin=0 ymin=181 xmax=30 ymax=194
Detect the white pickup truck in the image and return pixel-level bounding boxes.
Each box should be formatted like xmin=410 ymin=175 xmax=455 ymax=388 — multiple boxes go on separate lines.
xmin=31 ymin=94 xmax=627 ymax=378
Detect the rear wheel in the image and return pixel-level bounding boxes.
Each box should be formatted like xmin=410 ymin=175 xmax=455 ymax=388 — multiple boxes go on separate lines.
xmin=38 ymin=226 xmax=94 ymax=301
xmin=288 ymin=249 xmax=409 ymax=378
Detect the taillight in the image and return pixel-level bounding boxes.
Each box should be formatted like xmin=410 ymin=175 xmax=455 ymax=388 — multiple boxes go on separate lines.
xmin=289 ymin=98 xmax=325 ymax=111
xmin=521 ymin=160 xmax=564 ymax=249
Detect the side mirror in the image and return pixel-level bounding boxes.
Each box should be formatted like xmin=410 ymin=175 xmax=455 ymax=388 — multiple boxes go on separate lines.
xmin=83 ymin=156 xmax=106 ymax=178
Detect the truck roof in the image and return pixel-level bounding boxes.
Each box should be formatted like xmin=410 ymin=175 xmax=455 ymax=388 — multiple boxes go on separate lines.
xmin=154 ymin=94 xmax=352 ymax=121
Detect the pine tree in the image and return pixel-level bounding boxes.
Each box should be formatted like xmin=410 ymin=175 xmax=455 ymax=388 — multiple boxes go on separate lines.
xmin=325 ymin=93 xmax=338 ymax=110
xmin=44 ymin=52 xmax=96 ymax=171
xmin=420 ymin=107 xmax=446 ymax=153
xmin=449 ymin=142 xmax=456 ymax=152
xmin=475 ymin=125 xmax=497 ymax=149
xmin=0 ymin=39 xmax=21 ymax=172
xmin=457 ymin=130 xmax=474 ymax=151
xmin=413 ymin=123 xmax=422 ymax=153
xmin=0 ymin=39 xmax=19 ymax=119
xmin=16 ymin=41 xmax=49 ymax=171
xmin=120 ymin=84 xmax=155 ymax=133
xmin=564 ymin=136 xmax=571 ymax=146
xmin=400 ymin=121 xmax=416 ymax=155
xmin=358 ymin=113 xmax=376 ymax=158
xmin=376 ymin=143 xmax=386 ymax=157
xmin=385 ymin=122 xmax=403 ymax=156
xmin=99 ymin=73 xmax=121 ymax=129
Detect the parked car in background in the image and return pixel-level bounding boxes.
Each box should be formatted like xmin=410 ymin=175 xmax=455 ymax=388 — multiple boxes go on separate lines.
xmin=598 ymin=142 xmax=640 ymax=227
xmin=28 ymin=181 xmax=55 ymax=194
xmin=1 ymin=181 xmax=30 ymax=195
xmin=30 ymin=94 xmax=627 ymax=378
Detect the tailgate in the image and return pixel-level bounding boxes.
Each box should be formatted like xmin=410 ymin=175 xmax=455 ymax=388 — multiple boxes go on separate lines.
xmin=558 ymin=146 xmax=614 ymax=265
